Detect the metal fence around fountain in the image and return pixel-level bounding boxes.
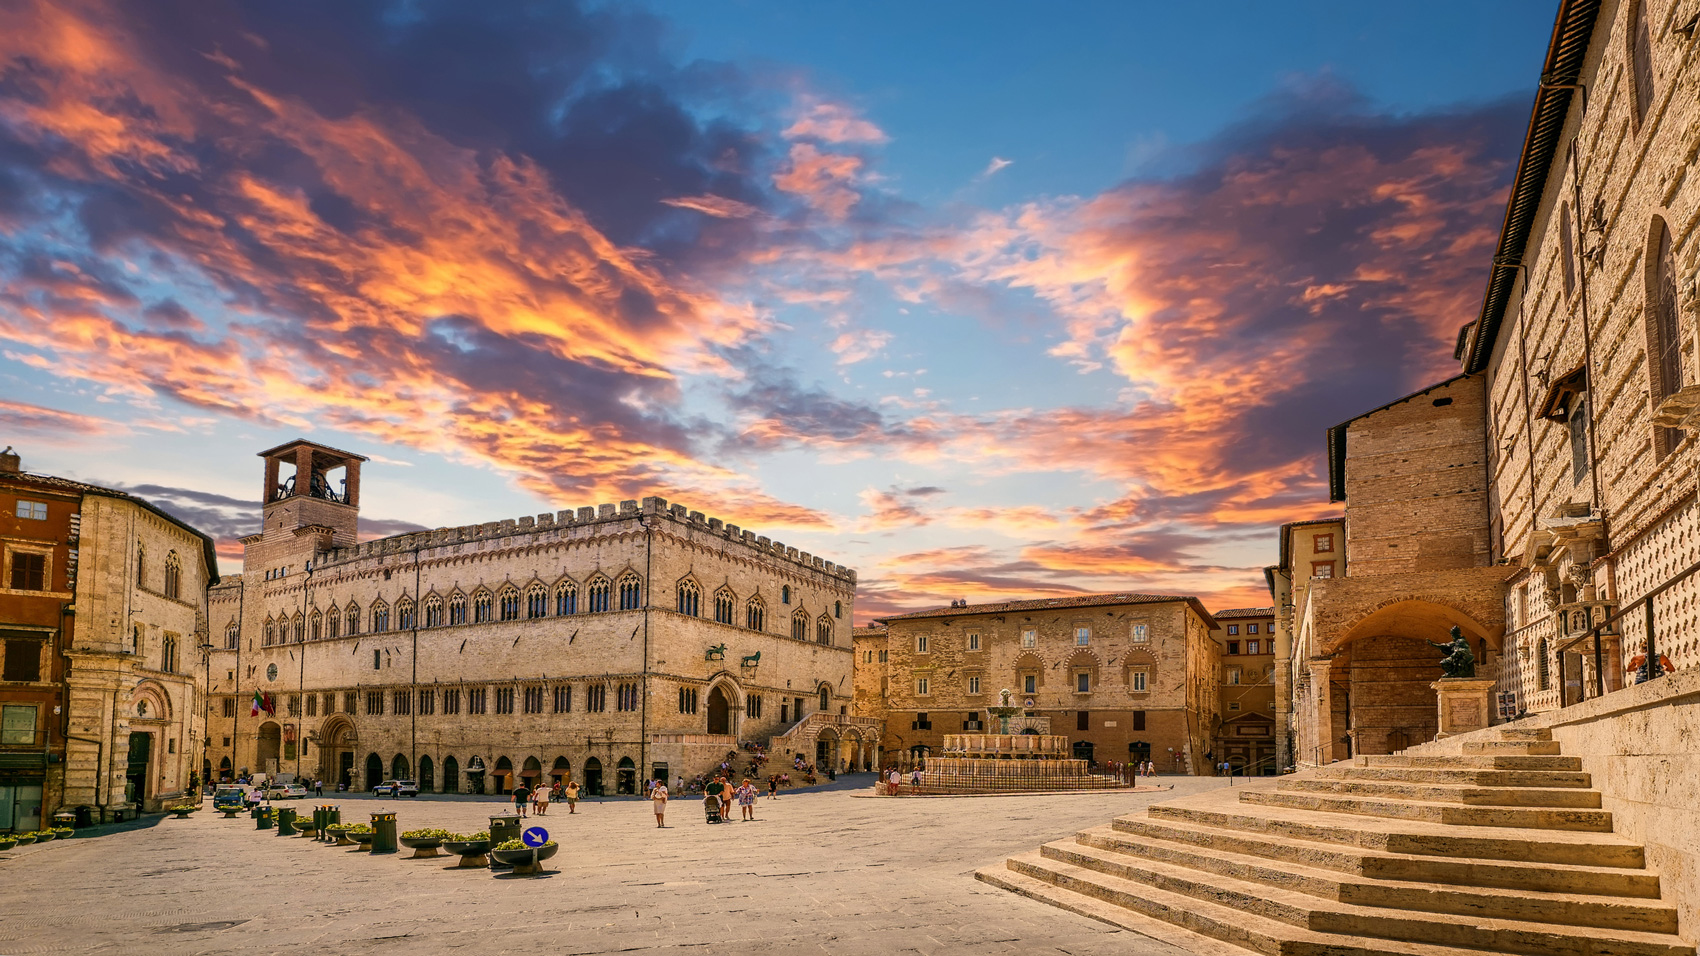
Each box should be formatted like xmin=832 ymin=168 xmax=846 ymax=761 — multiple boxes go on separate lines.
xmin=895 ymin=763 xmax=1146 ymax=795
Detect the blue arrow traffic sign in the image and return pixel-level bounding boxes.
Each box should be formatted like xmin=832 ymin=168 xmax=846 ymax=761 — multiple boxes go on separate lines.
xmin=522 ymin=826 xmax=549 ymax=847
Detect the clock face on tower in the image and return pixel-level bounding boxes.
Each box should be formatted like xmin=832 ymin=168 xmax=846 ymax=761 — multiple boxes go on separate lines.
xmin=266 ymin=663 xmax=278 ymax=681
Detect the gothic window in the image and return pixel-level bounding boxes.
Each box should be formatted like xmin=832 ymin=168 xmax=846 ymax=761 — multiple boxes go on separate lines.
xmin=1648 ymin=219 xmax=1685 ymax=459
xmin=555 ymin=581 xmax=577 ymax=616
xmin=587 ymin=576 xmax=611 ymax=613
xmin=713 ymin=587 xmax=735 ymax=625
xmin=553 ymin=685 xmax=571 ymax=713
xmin=495 ymin=686 xmax=514 ymax=714
xmin=834 ymin=600 xmax=842 ymax=619
xmin=791 ymin=609 xmax=808 ymax=640
xmin=746 ymin=597 xmax=766 ymax=632
xmin=781 ymin=585 xmax=791 ymax=604
xmin=225 ymin=621 xmax=239 ymax=650
xmin=423 ymin=596 xmax=443 ymax=628
xmin=345 ymin=604 xmax=360 ymax=636
xmin=473 ymin=590 xmax=493 ymax=624
xmin=523 ymin=685 xmax=544 ymax=714
xmin=292 ymin=613 xmax=304 ymax=643
xmin=818 ymin=685 xmax=830 ymax=712
xmin=617 ymin=572 xmax=641 ymax=611
xmin=371 ymin=601 xmax=390 ymax=634
xmin=309 ymin=610 xmax=322 ymax=642
xmin=526 ymin=584 xmax=548 ymax=619
xmin=135 ymin=547 xmax=145 ymax=587
xmin=448 ymin=593 xmax=467 ymax=626
xmin=679 ymin=687 xmax=698 ymax=714
xmin=498 ymin=587 xmax=521 ymax=621
xmin=586 ymin=684 xmax=607 ymax=712
xmin=1629 ymin=0 xmax=1654 ymax=129
xmin=677 ymin=579 xmax=701 ymax=617
xmin=616 ymin=682 xmax=638 ymax=712
xmin=816 ymin=616 xmax=832 ymax=646
xmin=397 ymin=598 xmax=415 ymax=630
xmin=326 ymin=607 xmax=341 ymax=640
xmin=163 ymin=551 xmax=181 ymax=600
xmin=263 ymin=618 xmax=275 ymax=647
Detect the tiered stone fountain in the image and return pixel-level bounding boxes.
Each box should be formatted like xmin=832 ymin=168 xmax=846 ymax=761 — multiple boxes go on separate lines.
xmin=912 ymin=690 xmax=1135 ymax=794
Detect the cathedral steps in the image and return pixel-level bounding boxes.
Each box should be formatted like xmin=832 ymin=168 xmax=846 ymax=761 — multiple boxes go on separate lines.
xmin=978 ymin=729 xmax=1694 ymax=955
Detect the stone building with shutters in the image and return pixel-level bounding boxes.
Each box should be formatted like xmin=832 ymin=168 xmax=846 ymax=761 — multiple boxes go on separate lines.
xmin=1211 ymin=607 xmax=1278 ymax=775
xmin=868 ymin=593 xmax=1221 ymax=774
xmin=1287 ymin=0 xmax=1700 ymax=766
xmin=204 ymin=439 xmax=868 ymax=796
xmin=0 ymin=446 xmax=217 ymax=825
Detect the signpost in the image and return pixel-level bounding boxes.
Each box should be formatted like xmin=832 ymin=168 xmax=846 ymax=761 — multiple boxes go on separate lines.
xmin=520 ymin=826 xmax=548 ymax=875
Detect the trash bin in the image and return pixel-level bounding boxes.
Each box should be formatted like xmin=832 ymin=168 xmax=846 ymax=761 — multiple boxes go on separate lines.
xmin=52 ymin=811 xmax=75 ymax=827
xmin=275 ymin=807 xmax=297 ymax=836
xmin=488 ymin=814 xmax=521 ymax=867
xmin=256 ymin=806 xmax=273 ymax=830
xmin=369 ymin=811 xmax=397 ymax=854
xmin=74 ymin=806 xmax=93 ymax=828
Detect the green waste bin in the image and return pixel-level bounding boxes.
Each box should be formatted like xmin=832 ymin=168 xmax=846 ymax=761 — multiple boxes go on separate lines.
xmin=275 ymin=807 xmax=297 ymax=836
xmin=255 ymin=806 xmax=273 ymax=830
xmin=370 ymin=811 xmax=397 ymax=854
xmin=488 ymin=814 xmax=521 ymax=868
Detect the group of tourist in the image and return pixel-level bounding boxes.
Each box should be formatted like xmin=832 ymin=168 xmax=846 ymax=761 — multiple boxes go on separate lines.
xmin=508 ymin=779 xmax=582 ymax=817
xmin=645 ymin=773 xmax=760 ymax=827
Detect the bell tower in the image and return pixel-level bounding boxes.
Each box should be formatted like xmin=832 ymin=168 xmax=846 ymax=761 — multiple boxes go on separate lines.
xmin=255 ymin=440 xmax=366 ymax=557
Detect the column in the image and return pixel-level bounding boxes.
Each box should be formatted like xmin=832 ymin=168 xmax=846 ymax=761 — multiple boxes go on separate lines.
xmin=1308 ymin=659 xmax=1334 ymax=766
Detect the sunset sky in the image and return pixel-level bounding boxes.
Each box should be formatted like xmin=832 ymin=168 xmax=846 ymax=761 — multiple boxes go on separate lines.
xmin=0 ymin=1 xmax=1554 ymax=620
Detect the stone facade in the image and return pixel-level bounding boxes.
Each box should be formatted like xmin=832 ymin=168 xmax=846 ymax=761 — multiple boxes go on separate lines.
xmin=205 ymin=440 xmax=860 ymax=796
xmin=1212 ymin=608 xmax=1277 ymax=775
xmin=870 ymin=594 xmax=1221 ymax=774
xmin=1266 ymin=515 xmax=1343 ymax=771
xmin=1 ymin=448 xmax=216 ymax=825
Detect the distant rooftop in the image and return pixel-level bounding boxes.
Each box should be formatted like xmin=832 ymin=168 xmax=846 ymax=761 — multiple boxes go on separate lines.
xmin=1211 ymin=607 xmax=1275 ymax=620
xmin=876 ymin=592 xmax=1215 ymax=627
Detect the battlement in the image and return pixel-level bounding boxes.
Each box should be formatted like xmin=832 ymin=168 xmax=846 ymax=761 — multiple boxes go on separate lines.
xmin=318 ymin=495 xmax=855 ymax=583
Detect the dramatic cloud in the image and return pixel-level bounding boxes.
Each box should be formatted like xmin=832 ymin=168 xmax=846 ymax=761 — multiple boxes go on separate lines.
xmin=0 ymin=400 xmax=116 ymax=437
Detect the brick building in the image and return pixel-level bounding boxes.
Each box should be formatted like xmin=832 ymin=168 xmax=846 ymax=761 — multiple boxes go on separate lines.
xmin=205 ymin=440 xmax=872 ymax=795
xmin=1211 ymin=607 xmax=1277 ymax=775
xmin=869 ymin=593 xmax=1221 ymax=774
xmin=0 ymin=446 xmax=218 ymax=826
xmin=1265 ymin=515 xmax=1343 ymax=770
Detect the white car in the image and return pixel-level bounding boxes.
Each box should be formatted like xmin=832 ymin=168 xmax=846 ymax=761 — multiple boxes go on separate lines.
xmin=264 ymin=783 xmax=308 ymax=800
xmin=373 ymin=779 xmax=419 ymax=797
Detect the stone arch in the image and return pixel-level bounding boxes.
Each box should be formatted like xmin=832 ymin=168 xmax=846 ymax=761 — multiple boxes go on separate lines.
xmin=364 ymin=752 xmax=383 ymax=790
xmin=616 ymin=756 xmax=637 ymax=794
xmin=391 ymin=753 xmax=409 ymax=780
xmin=522 ymin=755 xmax=543 ymax=785
xmin=550 ymin=756 xmax=571 ymax=782
xmin=1065 ymin=649 xmax=1101 ymax=691
xmin=418 ymin=754 xmax=435 ymax=792
xmin=442 ymin=755 xmax=460 ymax=794
xmin=1013 ymin=651 xmax=1045 ymax=692
xmin=583 ymin=756 xmax=604 ymax=796
xmin=815 ymin=725 xmax=840 ymax=770
xmin=493 ymin=755 xmax=513 ymax=794
xmin=131 ymin=680 xmax=174 ymax=722
xmin=705 ymin=677 xmax=739 ymax=736
xmin=318 ymin=715 xmax=358 ymax=790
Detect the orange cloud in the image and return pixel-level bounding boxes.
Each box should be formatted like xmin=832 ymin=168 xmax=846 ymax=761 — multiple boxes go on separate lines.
xmin=774 ymin=143 xmax=865 ymax=220
xmin=783 ymin=100 xmax=888 ymax=145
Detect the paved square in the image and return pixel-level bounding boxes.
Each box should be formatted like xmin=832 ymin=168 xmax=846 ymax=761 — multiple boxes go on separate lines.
xmin=0 ymin=775 xmax=1230 ymax=955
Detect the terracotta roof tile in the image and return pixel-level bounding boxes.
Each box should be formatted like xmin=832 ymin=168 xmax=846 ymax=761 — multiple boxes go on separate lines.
xmin=875 ymin=591 xmax=1215 ymax=628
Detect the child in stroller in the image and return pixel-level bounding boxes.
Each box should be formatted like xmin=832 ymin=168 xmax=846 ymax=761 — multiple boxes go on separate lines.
xmin=703 ymin=791 xmax=723 ymax=824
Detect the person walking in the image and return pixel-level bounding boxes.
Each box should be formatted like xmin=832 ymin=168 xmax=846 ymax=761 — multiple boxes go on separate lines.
xmin=737 ymin=778 xmax=756 ymax=821
xmin=512 ymin=781 xmax=531 ymax=818
xmin=887 ymin=767 xmax=900 ymax=795
xmin=651 ymin=781 xmax=668 ymax=827
xmin=564 ymin=779 xmax=580 ymax=814
xmin=767 ymin=775 xmax=779 ymax=799
xmin=718 ymin=774 xmax=734 ymax=820
xmin=313 ymin=778 xmax=323 ymax=797
xmin=535 ymin=782 xmax=551 ymax=816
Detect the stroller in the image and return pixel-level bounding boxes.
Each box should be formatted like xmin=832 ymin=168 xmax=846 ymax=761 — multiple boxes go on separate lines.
xmin=703 ymin=794 xmax=723 ymax=824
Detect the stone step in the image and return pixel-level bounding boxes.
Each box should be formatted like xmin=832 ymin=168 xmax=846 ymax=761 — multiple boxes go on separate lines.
xmin=1242 ymin=789 xmax=1615 ymax=832
xmin=1147 ymin=800 xmax=1645 ymax=868
xmin=1361 ymin=754 xmax=1583 ymax=771
xmin=1032 ymin=839 xmax=1690 ymax=956
xmin=1279 ymin=777 xmax=1603 ymax=809
xmin=1323 ymin=766 xmax=1593 ymax=788
xmin=1073 ymin=826 xmax=1678 ymax=933
xmin=980 ymin=853 xmax=1495 ymax=956
xmin=1113 ymin=814 xmax=1663 ymax=898
xmin=1484 ymin=727 xmax=1554 ymax=741
xmin=1462 ymin=740 xmax=1564 ymax=755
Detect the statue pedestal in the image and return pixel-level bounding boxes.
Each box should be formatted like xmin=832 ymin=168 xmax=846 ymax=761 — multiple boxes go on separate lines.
xmin=1430 ymin=678 xmax=1497 ymax=739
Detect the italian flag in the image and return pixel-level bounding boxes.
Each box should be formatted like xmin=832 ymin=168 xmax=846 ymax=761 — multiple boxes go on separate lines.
xmin=251 ymin=690 xmax=263 ymax=717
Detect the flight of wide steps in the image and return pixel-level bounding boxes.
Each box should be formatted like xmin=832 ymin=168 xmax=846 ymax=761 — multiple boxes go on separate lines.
xmin=978 ymin=728 xmax=1695 ymax=956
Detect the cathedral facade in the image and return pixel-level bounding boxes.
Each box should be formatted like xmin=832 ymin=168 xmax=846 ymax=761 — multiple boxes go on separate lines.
xmin=204 ymin=440 xmax=864 ymax=795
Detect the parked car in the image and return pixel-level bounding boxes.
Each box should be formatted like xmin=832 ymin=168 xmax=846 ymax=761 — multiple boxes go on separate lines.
xmin=273 ymin=783 xmax=308 ymax=800
xmin=213 ymin=786 xmax=252 ymax=810
xmin=373 ymin=779 xmax=419 ymax=797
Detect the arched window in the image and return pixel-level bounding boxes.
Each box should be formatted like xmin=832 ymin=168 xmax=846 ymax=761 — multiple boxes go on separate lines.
xmin=371 ymin=601 xmax=390 ymax=634
xmin=618 ymin=572 xmax=641 ymax=611
xmin=791 ymin=609 xmax=808 ymax=641
xmin=326 ymin=606 xmax=341 ymax=640
xmin=1536 ymin=637 xmax=1551 ymax=690
xmin=309 ymin=610 xmax=322 ymax=642
xmin=1648 ymin=219 xmax=1685 ymax=460
xmin=423 ymin=596 xmax=443 ymax=628
xmin=818 ymin=685 xmax=830 ymax=712
xmin=527 ymin=584 xmax=548 ymax=619
xmin=1629 ymin=0 xmax=1654 ymax=129
xmin=263 ymin=617 xmax=275 ymax=646
xmin=587 ymin=576 xmax=611 ymax=613
xmin=816 ymin=616 xmax=833 ymax=646
xmin=782 ymin=585 xmax=791 ymax=604
xmin=555 ymin=581 xmax=577 ymax=616
xmin=677 ymin=579 xmax=701 ymax=617
xmin=225 ymin=621 xmax=239 ymax=650
xmin=448 ymin=593 xmax=467 ymax=626
xmin=345 ymin=604 xmax=360 ymax=636
xmin=163 ymin=551 xmax=181 ymax=600
xmin=714 ymin=587 xmax=735 ymax=625
xmin=135 ymin=547 xmax=145 ymax=586
xmin=746 ymin=597 xmax=766 ymax=632
xmin=473 ymin=590 xmax=493 ymax=623
xmin=397 ymin=598 xmax=415 ymax=630
xmin=292 ymin=613 xmax=305 ymax=643
xmin=834 ymin=600 xmax=842 ymax=619
xmin=498 ymin=587 xmax=521 ymax=621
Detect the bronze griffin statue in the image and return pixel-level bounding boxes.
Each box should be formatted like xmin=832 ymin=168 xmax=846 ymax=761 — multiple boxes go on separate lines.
xmin=1428 ymin=626 xmax=1476 ymax=679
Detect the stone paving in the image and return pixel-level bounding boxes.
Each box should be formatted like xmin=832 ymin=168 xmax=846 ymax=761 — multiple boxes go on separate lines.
xmin=0 ymin=773 xmax=1231 ymax=955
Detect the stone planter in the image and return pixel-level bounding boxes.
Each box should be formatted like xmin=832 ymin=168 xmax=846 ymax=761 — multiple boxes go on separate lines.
xmin=442 ymin=839 xmax=490 ymax=869
xmin=171 ymin=810 xmax=195 ymax=819
xmin=296 ymin=818 xmax=319 ymax=837
xmin=0 ymin=838 xmax=16 ymax=851
xmin=397 ymin=836 xmax=444 ymax=859
xmin=14 ymin=834 xmax=35 ymax=846
xmin=51 ymin=828 xmax=73 ymax=840
xmin=32 ymin=831 xmax=54 ymax=842
xmin=350 ymin=830 xmax=375 ymax=848
xmin=220 ymin=808 xmax=241 ymax=818
xmin=490 ymin=842 xmax=558 ymax=875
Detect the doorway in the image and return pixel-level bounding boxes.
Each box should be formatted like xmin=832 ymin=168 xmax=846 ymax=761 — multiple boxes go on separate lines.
xmin=125 ymin=732 xmax=152 ymax=806
xmin=338 ymin=751 xmax=354 ymax=790
xmin=1071 ymin=740 xmax=1094 ymax=765
xmin=0 ymin=782 xmax=43 ymax=832
xmin=364 ymin=753 xmax=383 ymax=790
xmin=706 ymin=687 xmax=731 ymax=735
xmin=616 ymin=757 xmax=636 ymax=795
xmin=256 ymin=722 xmax=281 ymax=774
xmin=583 ymin=757 xmax=603 ymax=796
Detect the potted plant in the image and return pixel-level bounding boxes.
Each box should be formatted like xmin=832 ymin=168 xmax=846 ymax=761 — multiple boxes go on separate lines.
xmin=169 ymin=804 xmax=198 ymax=819
xmin=343 ymin=823 xmax=376 ymax=847
xmin=323 ymin=823 xmax=353 ymax=846
xmin=51 ymin=827 xmax=73 ymax=839
xmin=398 ymin=827 xmax=453 ymax=859
xmin=489 ymin=837 xmax=558 ymax=875
xmin=442 ymin=831 xmax=491 ymax=869
xmin=31 ymin=830 xmax=55 ymax=842
xmin=0 ymin=836 xmax=16 ymax=851
xmin=14 ymin=833 xmax=36 ymax=846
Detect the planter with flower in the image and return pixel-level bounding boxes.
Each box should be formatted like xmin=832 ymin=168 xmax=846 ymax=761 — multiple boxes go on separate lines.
xmin=342 ymin=823 xmax=376 ymax=847
xmin=13 ymin=832 xmax=35 ymax=846
xmin=169 ymin=804 xmax=198 ymax=819
xmin=489 ymin=837 xmax=558 ymax=875
xmin=31 ymin=830 xmax=55 ymax=842
xmin=51 ymin=827 xmax=73 ymax=839
xmin=442 ymin=831 xmax=491 ymax=869
xmin=0 ymin=836 xmax=15 ymax=851
xmin=398 ymin=827 xmax=453 ymax=859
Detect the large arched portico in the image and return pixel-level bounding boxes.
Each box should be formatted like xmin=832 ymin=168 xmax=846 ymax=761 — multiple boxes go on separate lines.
xmin=256 ymin=721 xmax=282 ymax=775
xmin=317 ymin=717 xmax=358 ymax=791
xmin=1315 ymin=599 xmax=1502 ymax=759
xmin=706 ymin=685 xmax=733 ymax=736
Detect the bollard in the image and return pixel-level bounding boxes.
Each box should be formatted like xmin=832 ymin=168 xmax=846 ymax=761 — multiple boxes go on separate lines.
xmin=487 ymin=814 xmax=521 ymax=869
xmin=256 ymin=806 xmax=273 ymax=830
xmin=370 ymin=811 xmax=397 ymax=854
xmin=275 ymin=807 xmax=297 ymax=835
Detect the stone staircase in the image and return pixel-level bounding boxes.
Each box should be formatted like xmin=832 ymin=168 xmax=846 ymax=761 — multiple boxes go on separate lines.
xmin=978 ymin=728 xmax=1696 ymax=956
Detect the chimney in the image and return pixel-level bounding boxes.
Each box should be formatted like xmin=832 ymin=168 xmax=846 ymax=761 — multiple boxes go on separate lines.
xmin=0 ymin=446 xmax=18 ymax=474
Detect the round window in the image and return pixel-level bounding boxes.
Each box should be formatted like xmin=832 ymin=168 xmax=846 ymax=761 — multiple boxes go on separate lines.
xmin=136 ymin=700 xmax=148 ymax=717
xmin=266 ymin=663 xmax=278 ymax=681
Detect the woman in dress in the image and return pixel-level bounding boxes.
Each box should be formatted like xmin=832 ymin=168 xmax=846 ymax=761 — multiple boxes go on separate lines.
xmin=736 ymin=778 xmax=757 ymax=821
xmin=651 ymin=781 xmax=668 ymax=828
